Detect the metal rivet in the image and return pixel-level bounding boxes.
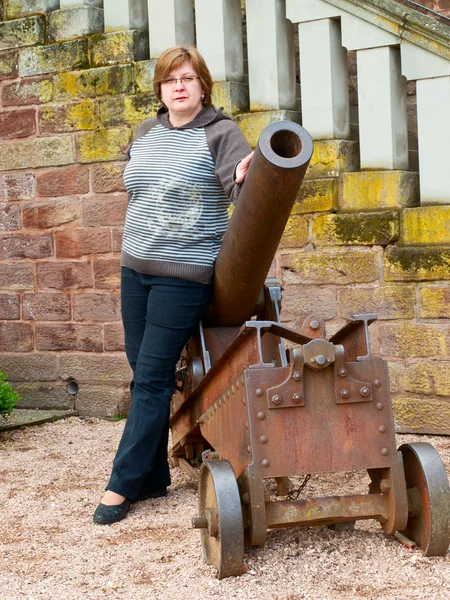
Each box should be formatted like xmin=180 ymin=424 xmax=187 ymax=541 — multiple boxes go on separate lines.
xmin=242 ymin=492 xmax=250 ymax=504
xmin=374 ymin=380 xmax=381 ymax=387
xmin=255 ymin=388 xmax=264 ymax=397
xmin=262 ymin=459 xmax=270 ymax=468
xmin=316 ymin=355 xmax=326 ymax=366
xmin=293 ymin=372 xmax=302 ymax=381
xmin=360 ymin=387 xmax=370 ymax=397
xmin=236 ymin=381 xmax=240 ymax=389
xmin=338 ymin=368 xmax=347 ymax=377
xmin=243 ymin=398 xmax=246 ymax=406
xmin=310 ymin=320 xmax=319 ymax=330
xmin=241 ymin=376 xmax=245 ymax=385
xmin=376 ymin=402 xmax=384 ymax=410
xmin=272 ymin=394 xmax=282 ymax=405
xmin=260 ymin=435 xmax=268 ymax=444
xmin=247 ymin=446 xmax=251 ymax=455
xmin=379 ymin=425 xmax=386 ymax=433
xmin=257 ymin=412 xmax=265 ymax=420
xmin=381 ymin=448 xmax=389 ymax=456
xmin=340 ymin=389 xmax=350 ymax=399
xmin=292 ymin=393 xmax=301 ymax=403
xmin=245 ymin=423 xmax=249 ymax=430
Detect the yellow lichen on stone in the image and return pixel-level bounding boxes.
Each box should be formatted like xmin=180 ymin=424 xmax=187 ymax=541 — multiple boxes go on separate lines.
xmin=40 ymin=100 xmax=97 ymax=132
xmin=380 ymin=323 xmax=450 ymax=358
xmin=419 ymin=286 xmax=450 ymax=318
xmin=339 ymin=285 xmax=415 ymax=320
xmin=291 ymin=179 xmax=337 ymax=214
xmin=75 ymin=128 xmax=132 ymax=163
xmin=401 ymin=206 xmax=450 ymax=246
xmin=403 ymin=363 xmax=434 ymax=395
xmin=235 ymin=111 xmax=300 ymax=148
xmin=384 ymin=246 xmax=450 ymax=282
xmin=341 ymin=171 xmax=419 ymax=212
xmin=306 ymin=140 xmax=359 ymax=179
xmin=279 ymin=215 xmax=309 ymax=248
xmin=392 ymin=398 xmax=450 ymax=434
xmin=312 ymin=212 xmax=399 ymax=246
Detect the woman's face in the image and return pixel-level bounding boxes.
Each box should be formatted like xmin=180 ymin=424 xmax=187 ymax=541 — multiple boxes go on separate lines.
xmin=160 ymin=61 xmax=205 ymax=121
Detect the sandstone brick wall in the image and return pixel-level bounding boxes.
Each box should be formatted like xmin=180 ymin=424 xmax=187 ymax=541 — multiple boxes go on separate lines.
xmin=1 ymin=1 xmax=450 ymax=433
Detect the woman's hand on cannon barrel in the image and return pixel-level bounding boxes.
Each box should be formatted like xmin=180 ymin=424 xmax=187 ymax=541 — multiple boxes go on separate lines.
xmin=235 ymin=151 xmax=254 ymax=184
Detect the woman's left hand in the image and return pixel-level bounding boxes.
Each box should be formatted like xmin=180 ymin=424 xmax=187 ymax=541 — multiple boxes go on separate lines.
xmin=235 ymin=152 xmax=254 ymax=184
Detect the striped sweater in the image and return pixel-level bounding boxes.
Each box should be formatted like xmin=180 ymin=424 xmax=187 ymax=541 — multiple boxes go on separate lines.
xmin=121 ymin=105 xmax=251 ymax=284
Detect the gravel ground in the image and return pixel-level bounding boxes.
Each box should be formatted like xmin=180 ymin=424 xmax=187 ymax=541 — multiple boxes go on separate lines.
xmin=0 ymin=417 xmax=449 ymax=600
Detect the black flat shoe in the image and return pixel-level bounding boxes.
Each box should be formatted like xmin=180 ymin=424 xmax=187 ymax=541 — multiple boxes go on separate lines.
xmin=93 ymin=498 xmax=131 ymax=524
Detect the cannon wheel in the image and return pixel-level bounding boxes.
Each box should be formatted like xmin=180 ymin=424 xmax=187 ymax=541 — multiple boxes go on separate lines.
xmin=197 ymin=459 xmax=244 ymax=579
xmin=399 ymin=442 xmax=450 ymax=556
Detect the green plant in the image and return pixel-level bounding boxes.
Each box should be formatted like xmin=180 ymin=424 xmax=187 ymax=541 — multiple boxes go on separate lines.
xmin=0 ymin=372 xmax=20 ymax=419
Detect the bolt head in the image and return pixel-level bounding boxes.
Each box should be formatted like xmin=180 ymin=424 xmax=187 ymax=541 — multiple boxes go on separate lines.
xmin=379 ymin=425 xmax=386 ymax=433
xmin=360 ymin=387 xmax=370 ymax=397
xmin=293 ymin=371 xmax=302 ymax=381
xmin=316 ymin=354 xmax=326 ymax=366
xmin=260 ymin=435 xmax=268 ymax=444
xmin=292 ymin=393 xmax=301 ymax=403
xmin=255 ymin=388 xmax=264 ymax=397
xmin=262 ymin=459 xmax=270 ymax=468
xmin=376 ymin=402 xmax=384 ymax=410
xmin=257 ymin=412 xmax=265 ymax=420
xmin=338 ymin=368 xmax=347 ymax=377
xmin=374 ymin=379 xmax=381 ymax=387
xmin=340 ymin=389 xmax=350 ymax=398
xmin=272 ymin=394 xmax=282 ymax=405
xmin=381 ymin=448 xmax=389 ymax=456
xmin=310 ymin=319 xmax=319 ymax=330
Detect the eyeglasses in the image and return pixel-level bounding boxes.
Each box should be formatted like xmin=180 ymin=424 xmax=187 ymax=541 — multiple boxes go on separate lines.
xmin=160 ymin=76 xmax=200 ymax=86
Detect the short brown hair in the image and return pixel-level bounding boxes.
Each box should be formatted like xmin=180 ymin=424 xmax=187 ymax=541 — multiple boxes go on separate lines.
xmin=153 ymin=46 xmax=214 ymax=107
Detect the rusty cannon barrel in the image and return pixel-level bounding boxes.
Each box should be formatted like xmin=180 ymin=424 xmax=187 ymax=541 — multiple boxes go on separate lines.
xmin=210 ymin=120 xmax=313 ymax=326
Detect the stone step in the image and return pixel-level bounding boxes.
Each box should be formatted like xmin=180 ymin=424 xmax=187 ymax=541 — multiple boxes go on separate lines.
xmin=0 ymin=15 xmax=45 ymax=51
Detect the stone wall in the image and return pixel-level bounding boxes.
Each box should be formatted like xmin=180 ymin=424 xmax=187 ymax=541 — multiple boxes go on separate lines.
xmin=1 ymin=1 xmax=450 ymax=434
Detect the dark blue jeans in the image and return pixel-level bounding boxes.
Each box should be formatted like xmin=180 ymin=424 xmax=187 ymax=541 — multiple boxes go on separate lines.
xmin=107 ymin=267 xmax=212 ymax=499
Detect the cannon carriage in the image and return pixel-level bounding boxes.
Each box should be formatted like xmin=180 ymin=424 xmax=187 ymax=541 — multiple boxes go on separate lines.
xmin=169 ymin=121 xmax=450 ymax=578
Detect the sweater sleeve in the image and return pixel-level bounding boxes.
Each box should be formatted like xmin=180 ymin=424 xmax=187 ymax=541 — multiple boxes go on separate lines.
xmin=205 ymin=119 xmax=252 ymax=204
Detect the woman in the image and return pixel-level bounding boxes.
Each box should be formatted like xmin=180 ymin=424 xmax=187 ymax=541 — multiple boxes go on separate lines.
xmin=93 ymin=46 xmax=252 ymax=524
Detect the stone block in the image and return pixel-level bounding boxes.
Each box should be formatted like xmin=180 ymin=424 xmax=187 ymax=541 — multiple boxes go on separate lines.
xmin=22 ymin=292 xmax=70 ymax=321
xmin=39 ymin=100 xmax=97 ymax=133
xmin=279 ymin=216 xmax=309 ymax=249
xmin=91 ymin=163 xmax=126 ymax=193
xmin=312 ymin=212 xmax=399 ymax=247
xmin=280 ymin=249 xmax=378 ymax=286
xmin=279 ymin=285 xmax=337 ymax=323
xmin=0 ymin=108 xmax=36 ymax=139
xmin=0 ymin=16 xmax=45 ymax=51
xmin=53 ymin=65 xmax=133 ymax=100
xmin=400 ymin=206 xmax=450 ymax=246
xmin=384 ymin=246 xmax=450 ymax=282
xmin=0 ymin=353 xmax=58 ymax=381
xmin=433 ymin=364 xmax=450 ymax=396
xmin=341 ymin=171 xmax=419 ymax=212
xmin=19 ymin=39 xmax=88 ymax=77
xmin=234 ymin=110 xmax=301 ymax=148
xmin=48 ymin=7 xmax=103 ymax=42
xmin=118 ymin=386 xmax=131 ymax=416
xmin=104 ymin=322 xmax=125 ymax=351
xmin=419 ymin=286 xmax=450 ymax=319
xmin=59 ymin=354 xmax=131 ymax=382
xmin=5 ymin=1 xmax=59 ymax=19
xmin=212 ymin=82 xmax=249 ymax=115
xmin=0 ymin=49 xmax=19 ymax=80
xmin=0 ymin=294 xmax=20 ymax=319
xmin=387 ymin=362 xmax=402 ymax=395
xmin=2 ymin=77 xmax=52 ymax=106
xmin=306 ymin=140 xmax=359 ymax=180
xmin=339 ymin=285 xmax=415 ymax=321
xmin=98 ymin=95 xmax=159 ymax=126
xmin=75 ymin=128 xmax=132 ymax=163
xmin=89 ymin=30 xmax=149 ymax=67
xmin=134 ymin=59 xmax=156 ymax=93
xmin=0 ymin=136 xmax=73 ymax=171
xmin=291 ymin=179 xmax=337 ymax=215
xmin=0 ymin=233 xmax=52 ymax=259
xmin=0 ymin=172 xmax=35 ymax=201
xmin=93 ymin=258 xmax=120 ymax=289
xmin=36 ymin=323 xmax=102 ymax=351
xmin=36 ymin=166 xmax=89 ymax=197
xmin=14 ymin=383 xmax=73 ymax=411
xmin=82 ymin=195 xmax=127 ymax=227
xmin=0 ymin=263 xmax=34 ymax=290
xmin=54 ymin=228 xmax=111 ymax=258
xmin=403 ymin=363 xmax=434 ymax=395
xmin=37 ymin=261 xmax=93 ymax=290
xmin=0 ymin=203 xmax=21 ymax=230
xmin=380 ymin=323 xmax=450 ymax=358
xmin=112 ymin=228 xmax=123 ymax=253
xmin=392 ymin=398 xmax=450 ymax=435
xmin=73 ymin=293 xmax=121 ymax=322
xmin=23 ymin=199 xmax=81 ymax=229
xmin=75 ymin=386 xmax=119 ymax=417
xmin=0 ymin=322 xmax=34 ymax=351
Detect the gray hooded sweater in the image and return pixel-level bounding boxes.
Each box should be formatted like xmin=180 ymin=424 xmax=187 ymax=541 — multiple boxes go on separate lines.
xmin=121 ymin=105 xmax=251 ymax=284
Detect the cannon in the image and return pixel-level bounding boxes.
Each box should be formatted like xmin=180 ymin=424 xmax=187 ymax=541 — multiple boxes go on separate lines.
xmin=169 ymin=121 xmax=450 ymax=579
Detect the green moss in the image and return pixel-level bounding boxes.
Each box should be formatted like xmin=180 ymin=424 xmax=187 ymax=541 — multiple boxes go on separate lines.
xmin=333 ymin=212 xmax=399 ymax=245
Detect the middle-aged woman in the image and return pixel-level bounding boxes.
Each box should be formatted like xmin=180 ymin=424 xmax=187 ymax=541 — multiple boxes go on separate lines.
xmin=93 ymin=46 xmax=253 ymax=524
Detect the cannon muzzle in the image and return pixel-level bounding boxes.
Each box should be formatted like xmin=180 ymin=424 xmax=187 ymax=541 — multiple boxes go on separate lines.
xmin=209 ymin=120 xmax=313 ymax=326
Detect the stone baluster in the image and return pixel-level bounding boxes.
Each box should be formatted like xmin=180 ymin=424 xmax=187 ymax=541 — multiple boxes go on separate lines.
xmin=195 ymin=0 xmax=244 ymax=82
xmin=246 ymin=0 xmax=296 ymax=109
xmin=298 ymin=18 xmax=349 ymax=139
xmin=103 ymin=0 xmax=148 ymax=32
xmin=147 ymin=0 xmax=194 ymax=58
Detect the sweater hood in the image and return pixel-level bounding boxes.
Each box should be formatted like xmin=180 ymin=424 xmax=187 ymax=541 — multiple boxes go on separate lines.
xmin=156 ymin=104 xmax=232 ymax=129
